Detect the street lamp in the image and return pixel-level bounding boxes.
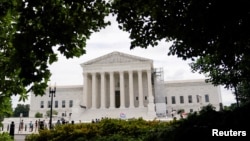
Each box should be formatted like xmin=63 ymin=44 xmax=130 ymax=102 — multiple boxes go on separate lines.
xmin=49 ymin=84 xmax=56 ymax=129
xmin=19 ymin=113 xmax=23 ymax=133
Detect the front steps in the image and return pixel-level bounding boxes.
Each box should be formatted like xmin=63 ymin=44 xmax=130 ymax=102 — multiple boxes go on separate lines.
xmin=72 ymin=107 xmax=156 ymax=121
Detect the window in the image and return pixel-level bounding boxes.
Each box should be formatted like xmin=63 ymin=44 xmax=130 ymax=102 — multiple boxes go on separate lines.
xmin=165 ymin=96 xmax=167 ymax=104
xmin=62 ymin=100 xmax=66 ymax=108
xmin=171 ymin=96 xmax=176 ymax=104
xmin=69 ymin=100 xmax=73 ymax=108
xmin=145 ymin=96 xmax=147 ymax=100
xmin=190 ymin=109 xmax=193 ymax=113
xmin=180 ymin=96 xmax=184 ymax=104
xmin=55 ymin=101 xmax=58 ymax=108
xmin=136 ymin=96 xmax=138 ymax=100
xmin=48 ymin=101 xmax=51 ymax=108
xmin=205 ymin=94 xmax=209 ymax=102
xmin=188 ymin=95 xmax=192 ymax=103
xmin=40 ymin=101 xmax=44 ymax=108
xmin=196 ymin=95 xmax=200 ymax=103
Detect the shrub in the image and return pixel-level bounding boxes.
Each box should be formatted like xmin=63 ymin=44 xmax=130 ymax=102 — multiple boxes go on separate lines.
xmin=34 ymin=112 xmax=43 ymax=118
xmin=25 ymin=118 xmax=173 ymax=141
xmin=0 ymin=132 xmax=13 ymax=141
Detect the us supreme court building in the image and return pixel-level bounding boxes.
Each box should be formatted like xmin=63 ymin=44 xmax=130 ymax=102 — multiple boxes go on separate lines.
xmin=29 ymin=51 xmax=222 ymax=121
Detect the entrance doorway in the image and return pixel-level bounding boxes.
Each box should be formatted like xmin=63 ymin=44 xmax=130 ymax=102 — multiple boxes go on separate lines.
xmin=115 ymin=91 xmax=120 ymax=108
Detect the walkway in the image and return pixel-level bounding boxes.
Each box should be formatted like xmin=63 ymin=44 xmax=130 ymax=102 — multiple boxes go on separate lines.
xmin=14 ymin=134 xmax=28 ymax=141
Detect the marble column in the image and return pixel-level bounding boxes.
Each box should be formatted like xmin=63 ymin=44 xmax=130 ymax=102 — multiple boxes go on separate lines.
xmin=100 ymin=72 xmax=106 ymax=108
xmin=119 ymin=71 xmax=125 ymax=108
xmin=129 ymin=70 xmax=134 ymax=108
xmin=83 ymin=73 xmax=88 ymax=108
xmin=138 ymin=70 xmax=144 ymax=108
xmin=146 ymin=69 xmax=156 ymax=117
xmin=109 ymin=71 xmax=115 ymax=108
xmin=91 ymin=72 xmax=97 ymax=109
xmin=147 ymin=70 xmax=154 ymax=103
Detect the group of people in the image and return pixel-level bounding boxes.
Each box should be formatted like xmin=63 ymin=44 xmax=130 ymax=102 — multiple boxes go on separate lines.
xmin=17 ymin=118 xmax=105 ymax=133
xmin=56 ymin=118 xmax=75 ymax=126
xmin=19 ymin=119 xmax=48 ymax=133
xmin=91 ymin=118 xmax=101 ymax=123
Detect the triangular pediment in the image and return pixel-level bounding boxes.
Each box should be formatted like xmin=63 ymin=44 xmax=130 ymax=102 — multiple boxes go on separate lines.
xmin=82 ymin=51 xmax=152 ymax=65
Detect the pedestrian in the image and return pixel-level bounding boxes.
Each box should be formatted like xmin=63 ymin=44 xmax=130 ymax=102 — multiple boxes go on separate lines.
xmin=9 ymin=121 xmax=15 ymax=139
xmin=35 ymin=120 xmax=38 ymax=132
xmin=29 ymin=121 xmax=33 ymax=132
xmin=25 ymin=124 xmax=27 ymax=131
xmin=38 ymin=119 xmax=40 ymax=130
xmin=43 ymin=120 xmax=47 ymax=129
xmin=20 ymin=120 xmax=24 ymax=132
xmin=56 ymin=120 xmax=61 ymax=126
xmin=39 ymin=120 xmax=44 ymax=130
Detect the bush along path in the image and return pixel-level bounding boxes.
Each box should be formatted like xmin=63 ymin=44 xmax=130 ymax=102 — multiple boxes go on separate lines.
xmin=25 ymin=104 xmax=250 ymax=141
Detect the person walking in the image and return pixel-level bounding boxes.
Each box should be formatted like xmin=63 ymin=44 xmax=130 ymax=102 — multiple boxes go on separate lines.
xmin=19 ymin=120 xmax=24 ymax=133
xmin=35 ymin=120 xmax=38 ymax=132
xmin=29 ymin=121 xmax=33 ymax=132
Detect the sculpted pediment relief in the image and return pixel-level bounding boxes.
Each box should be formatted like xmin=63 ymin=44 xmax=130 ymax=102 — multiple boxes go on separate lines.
xmin=82 ymin=51 xmax=152 ymax=65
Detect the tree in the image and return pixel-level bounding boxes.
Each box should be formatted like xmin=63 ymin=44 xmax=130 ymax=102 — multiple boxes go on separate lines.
xmin=111 ymin=0 xmax=250 ymax=96
xmin=13 ymin=104 xmax=30 ymax=117
xmin=46 ymin=110 xmax=58 ymax=117
xmin=0 ymin=96 xmax=13 ymax=127
xmin=35 ymin=112 xmax=43 ymax=118
xmin=0 ymin=0 xmax=110 ymax=102
xmin=199 ymin=104 xmax=216 ymax=114
xmin=237 ymin=82 xmax=250 ymax=106
xmin=223 ymin=103 xmax=237 ymax=111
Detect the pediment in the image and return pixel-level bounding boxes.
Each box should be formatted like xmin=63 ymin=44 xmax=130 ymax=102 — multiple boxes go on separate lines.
xmin=82 ymin=51 xmax=152 ymax=66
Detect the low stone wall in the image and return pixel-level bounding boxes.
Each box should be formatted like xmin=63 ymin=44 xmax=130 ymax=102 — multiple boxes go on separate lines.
xmin=1 ymin=116 xmax=173 ymax=135
xmin=1 ymin=117 xmax=64 ymax=134
xmin=1 ymin=117 xmax=90 ymax=134
xmin=1 ymin=117 xmax=45 ymax=134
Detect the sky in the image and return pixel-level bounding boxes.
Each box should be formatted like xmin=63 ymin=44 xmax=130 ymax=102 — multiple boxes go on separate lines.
xmin=12 ymin=16 xmax=236 ymax=108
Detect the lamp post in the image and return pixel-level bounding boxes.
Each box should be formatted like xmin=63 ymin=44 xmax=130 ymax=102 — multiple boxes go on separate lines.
xmin=49 ymin=84 xmax=56 ymax=129
xmin=19 ymin=113 xmax=23 ymax=133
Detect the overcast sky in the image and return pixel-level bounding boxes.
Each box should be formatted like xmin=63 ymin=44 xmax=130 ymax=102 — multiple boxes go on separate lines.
xmin=12 ymin=16 xmax=236 ymax=108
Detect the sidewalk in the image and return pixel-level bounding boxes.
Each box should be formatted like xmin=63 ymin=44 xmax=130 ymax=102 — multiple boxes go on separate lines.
xmin=14 ymin=134 xmax=29 ymax=141
xmin=0 ymin=128 xmax=39 ymax=135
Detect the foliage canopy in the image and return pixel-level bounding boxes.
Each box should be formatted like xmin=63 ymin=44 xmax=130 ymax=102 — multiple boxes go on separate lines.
xmin=0 ymin=96 xmax=12 ymax=126
xmin=13 ymin=104 xmax=29 ymax=117
xmin=1 ymin=0 xmax=250 ymax=112
xmin=0 ymin=0 xmax=110 ymax=101
xmin=112 ymin=0 xmax=250 ymax=90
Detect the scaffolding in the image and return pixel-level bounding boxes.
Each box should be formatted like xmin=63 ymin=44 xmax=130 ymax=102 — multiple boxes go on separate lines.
xmin=153 ymin=68 xmax=165 ymax=103
xmin=153 ymin=68 xmax=164 ymax=82
xmin=153 ymin=68 xmax=167 ymax=117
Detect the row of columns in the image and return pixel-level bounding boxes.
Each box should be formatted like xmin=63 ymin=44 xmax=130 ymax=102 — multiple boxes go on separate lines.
xmin=83 ymin=70 xmax=153 ymax=109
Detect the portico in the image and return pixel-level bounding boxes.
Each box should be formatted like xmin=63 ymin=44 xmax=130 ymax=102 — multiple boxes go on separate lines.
xmin=83 ymin=70 xmax=153 ymax=109
xmin=81 ymin=51 xmax=156 ymax=118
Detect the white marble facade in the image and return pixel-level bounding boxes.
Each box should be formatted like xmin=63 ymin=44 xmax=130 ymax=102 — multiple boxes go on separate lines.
xmin=28 ymin=51 xmax=222 ymax=122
